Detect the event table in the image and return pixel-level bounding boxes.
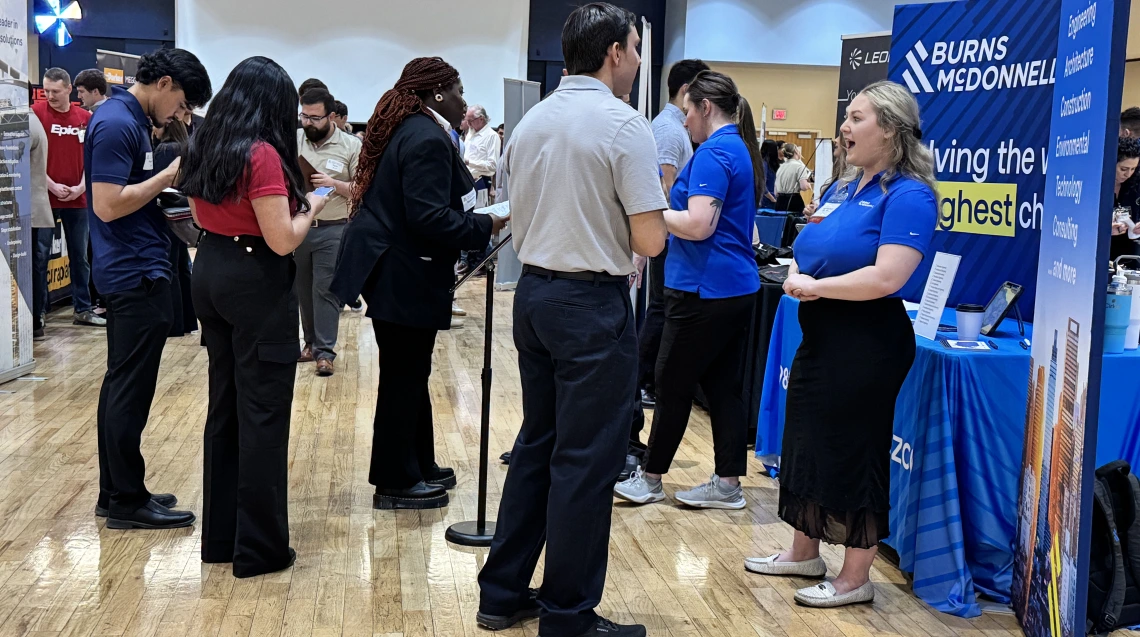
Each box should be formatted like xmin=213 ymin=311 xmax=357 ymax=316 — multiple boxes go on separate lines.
xmin=756 ymin=296 xmax=1140 ymax=618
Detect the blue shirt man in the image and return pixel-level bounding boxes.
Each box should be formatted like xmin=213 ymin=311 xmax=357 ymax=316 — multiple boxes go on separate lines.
xmin=85 ymin=86 xmax=171 ymax=294
xmin=666 ymin=123 xmax=761 ymax=299
xmin=793 ymin=172 xmax=937 ymax=296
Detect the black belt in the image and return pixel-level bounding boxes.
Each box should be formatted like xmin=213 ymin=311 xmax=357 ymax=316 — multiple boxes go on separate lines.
xmin=311 ymin=218 xmax=348 ymax=228
xmin=522 ymin=265 xmax=627 ymax=284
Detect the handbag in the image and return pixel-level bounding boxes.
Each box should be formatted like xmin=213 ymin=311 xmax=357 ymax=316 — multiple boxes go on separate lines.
xmin=157 ymin=190 xmax=200 ymax=247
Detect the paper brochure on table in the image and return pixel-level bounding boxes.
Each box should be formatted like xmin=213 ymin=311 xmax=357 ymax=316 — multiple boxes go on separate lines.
xmin=475 ymin=201 xmax=510 ymax=219
xmin=913 ymin=252 xmax=961 ymax=341
xmin=944 ymin=339 xmax=991 ymax=351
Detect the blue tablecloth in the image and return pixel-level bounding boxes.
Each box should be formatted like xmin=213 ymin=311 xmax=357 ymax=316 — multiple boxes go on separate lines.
xmin=756 ymin=295 xmax=1140 ymax=618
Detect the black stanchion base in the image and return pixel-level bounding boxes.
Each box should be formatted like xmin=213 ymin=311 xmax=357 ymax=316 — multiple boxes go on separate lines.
xmin=445 ymin=521 xmax=496 ymax=547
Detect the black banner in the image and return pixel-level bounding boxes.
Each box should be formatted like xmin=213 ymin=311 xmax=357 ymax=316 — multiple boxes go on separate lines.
xmin=836 ymin=34 xmax=891 ymax=136
xmin=96 ymin=49 xmax=139 ymax=88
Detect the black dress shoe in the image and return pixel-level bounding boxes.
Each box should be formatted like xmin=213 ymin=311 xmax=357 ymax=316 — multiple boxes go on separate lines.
xmin=500 ymin=451 xmax=511 ymax=465
xmin=424 ymin=464 xmax=457 ymax=489
xmin=571 ymin=618 xmax=646 ymax=637
xmin=233 ymin=547 xmax=297 ymax=579
xmin=616 ymin=454 xmax=639 ymax=483
xmin=95 ymin=493 xmax=178 ymax=518
xmin=373 ymin=481 xmax=448 ymax=510
xmin=105 ymin=500 xmax=195 ymax=530
xmin=476 ymin=588 xmax=540 ymax=631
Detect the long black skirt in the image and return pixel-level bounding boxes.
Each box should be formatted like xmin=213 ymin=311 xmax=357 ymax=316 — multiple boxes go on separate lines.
xmin=778 ymin=297 xmax=916 ymax=549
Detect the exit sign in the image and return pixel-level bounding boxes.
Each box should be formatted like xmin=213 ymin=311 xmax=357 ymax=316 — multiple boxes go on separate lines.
xmin=773 ymin=109 xmax=787 ymax=121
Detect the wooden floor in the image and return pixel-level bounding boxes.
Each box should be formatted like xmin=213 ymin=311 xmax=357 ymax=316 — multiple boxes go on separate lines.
xmin=0 ymin=280 xmax=1031 ymax=637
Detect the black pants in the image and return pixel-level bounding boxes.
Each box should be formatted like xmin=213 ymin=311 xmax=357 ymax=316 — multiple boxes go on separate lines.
xmin=629 ymin=243 xmax=669 ymax=454
xmin=167 ymin=239 xmax=197 ymax=337
xmin=192 ymin=233 xmax=298 ymax=577
xmin=643 ymin=289 xmax=752 ymax=477
xmin=479 ymin=272 xmax=636 ymax=637
xmin=369 ymin=320 xmax=439 ymax=489
xmin=96 ymin=277 xmax=173 ymax=515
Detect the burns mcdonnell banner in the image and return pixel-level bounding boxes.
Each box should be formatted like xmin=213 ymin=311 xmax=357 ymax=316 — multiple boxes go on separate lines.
xmin=1012 ymin=1 xmax=1128 ymax=636
xmin=96 ymin=49 xmax=139 ymax=88
xmin=837 ymin=33 xmax=890 ymax=137
xmin=890 ymin=0 xmax=1061 ymax=320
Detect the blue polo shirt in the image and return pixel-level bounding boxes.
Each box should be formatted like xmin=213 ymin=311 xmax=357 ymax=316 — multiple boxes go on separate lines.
xmin=85 ymin=86 xmax=171 ymax=294
xmin=793 ymin=172 xmax=937 ymax=296
xmin=665 ymin=124 xmax=760 ymax=299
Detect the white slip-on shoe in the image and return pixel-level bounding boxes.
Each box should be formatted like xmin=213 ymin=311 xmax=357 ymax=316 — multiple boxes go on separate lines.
xmin=793 ymin=581 xmax=875 ymax=608
xmin=744 ymin=554 xmax=827 ymax=578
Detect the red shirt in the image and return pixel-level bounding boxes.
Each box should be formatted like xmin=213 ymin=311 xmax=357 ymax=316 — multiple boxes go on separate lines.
xmin=33 ymin=101 xmax=91 ymax=209
xmin=193 ymin=142 xmax=290 ymax=237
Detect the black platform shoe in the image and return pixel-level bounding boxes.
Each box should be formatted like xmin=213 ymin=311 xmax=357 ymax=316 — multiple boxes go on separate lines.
xmin=373 ymin=481 xmax=448 ymax=510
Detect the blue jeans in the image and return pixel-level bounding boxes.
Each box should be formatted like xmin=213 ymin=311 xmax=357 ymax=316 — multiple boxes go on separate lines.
xmin=32 ymin=227 xmax=53 ymax=320
xmin=479 ymin=271 xmax=636 ymax=637
xmin=57 ymin=208 xmax=92 ymax=313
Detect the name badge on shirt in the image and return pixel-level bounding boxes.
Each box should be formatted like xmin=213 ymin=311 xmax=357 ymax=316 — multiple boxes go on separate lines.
xmin=143 ymin=152 xmax=154 ymax=171
xmin=325 ymin=158 xmax=345 ymax=173
xmin=462 ymin=188 xmax=477 ymax=212
xmin=78 ymin=129 xmax=85 ymax=143
xmin=814 ymin=202 xmax=840 ymax=219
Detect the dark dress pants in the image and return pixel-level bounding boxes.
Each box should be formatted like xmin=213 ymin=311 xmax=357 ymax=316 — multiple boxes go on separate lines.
xmin=369 ymin=320 xmax=439 ymax=489
xmin=96 ymin=277 xmax=173 ymax=515
xmin=629 ymin=243 xmax=668 ymax=455
xmin=31 ymin=227 xmax=53 ymax=320
xmin=478 ymin=272 xmax=636 ymax=637
xmin=192 ymin=233 xmax=298 ymax=577
xmin=643 ymin=289 xmax=753 ymax=477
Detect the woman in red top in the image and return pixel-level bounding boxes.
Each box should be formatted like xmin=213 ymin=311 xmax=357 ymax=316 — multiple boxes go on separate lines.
xmin=179 ymin=56 xmax=327 ymax=578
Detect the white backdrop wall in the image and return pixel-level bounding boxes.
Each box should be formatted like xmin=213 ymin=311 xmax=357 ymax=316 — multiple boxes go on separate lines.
xmin=176 ymin=0 xmax=529 ymax=125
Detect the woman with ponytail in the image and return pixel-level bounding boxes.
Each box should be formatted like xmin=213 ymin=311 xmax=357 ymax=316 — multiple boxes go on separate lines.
xmin=331 ymin=57 xmax=507 ymax=510
xmin=614 ymin=70 xmax=762 ymax=511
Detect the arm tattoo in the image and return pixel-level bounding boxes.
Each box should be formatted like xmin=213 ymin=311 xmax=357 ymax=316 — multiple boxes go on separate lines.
xmin=709 ymin=199 xmax=723 ymax=228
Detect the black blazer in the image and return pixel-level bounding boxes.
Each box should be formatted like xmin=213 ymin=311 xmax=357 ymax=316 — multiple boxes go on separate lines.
xmin=332 ymin=112 xmax=493 ymax=330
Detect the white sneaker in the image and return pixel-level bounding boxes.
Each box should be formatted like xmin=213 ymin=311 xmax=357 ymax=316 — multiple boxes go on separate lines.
xmin=613 ymin=466 xmax=665 ymax=504
xmin=452 ymin=303 xmax=467 ymax=317
xmin=794 ymin=580 xmax=874 ymax=608
xmin=674 ymin=475 xmax=745 ymax=510
xmin=451 ymin=316 xmax=465 ymax=329
xmin=744 ymin=554 xmax=827 ymax=578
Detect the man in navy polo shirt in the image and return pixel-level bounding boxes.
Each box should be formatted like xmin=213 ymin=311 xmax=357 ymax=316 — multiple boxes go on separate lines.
xmin=86 ymin=48 xmax=212 ymax=530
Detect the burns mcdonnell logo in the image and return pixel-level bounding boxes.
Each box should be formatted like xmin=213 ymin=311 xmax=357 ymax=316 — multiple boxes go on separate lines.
xmin=902 ymin=36 xmax=1056 ymax=94
xmin=848 ymin=47 xmax=889 ymax=71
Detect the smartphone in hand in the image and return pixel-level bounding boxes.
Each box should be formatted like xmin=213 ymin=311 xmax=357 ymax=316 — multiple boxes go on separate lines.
xmin=313 ymin=186 xmax=334 ymax=197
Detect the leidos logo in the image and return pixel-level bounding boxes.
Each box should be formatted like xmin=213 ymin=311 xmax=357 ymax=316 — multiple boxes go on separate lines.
xmin=51 ymin=124 xmax=83 ymax=137
xmin=902 ymin=36 xmax=1056 ymax=94
xmin=849 ymin=48 xmax=863 ymax=70
xmin=848 ymin=47 xmax=888 ymax=71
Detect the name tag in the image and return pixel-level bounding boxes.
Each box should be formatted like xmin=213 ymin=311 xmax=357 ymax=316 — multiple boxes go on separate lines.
xmin=77 ymin=129 xmax=85 ymax=143
xmin=814 ymin=202 xmax=840 ymax=219
xmin=143 ymin=152 xmax=154 ymax=171
xmin=462 ymin=188 xmax=476 ymax=212
xmin=325 ymin=158 xmax=345 ymax=173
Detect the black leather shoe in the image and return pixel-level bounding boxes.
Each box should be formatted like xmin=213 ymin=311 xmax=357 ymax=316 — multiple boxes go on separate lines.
xmin=424 ymin=464 xmax=457 ymax=489
xmin=616 ymin=454 xmax=639 ymax=483
xmin=105 ymin=500 xmax=195 ymax=530
xmin=95 ymin=493 xmax=178 ymax=518
xmin=234 ymin=548 xmax=297 ymax=579
xmin=476 ymin=588 xmax=540 ymax=631
xmin=500 ymin=451 xmax=511 ymax=465
xmin=373 ymin=482 xmax=448 ymax=510
xmin=571 ymin=618 xmax=647 ymax=636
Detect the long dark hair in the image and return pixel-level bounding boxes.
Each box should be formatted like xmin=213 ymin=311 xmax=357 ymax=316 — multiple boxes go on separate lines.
xmin=687 ymin=71 xmax=765 ymax=206
xmin=180 ymin=56 xmax=307 ymax=212
xmin=351 ymin=57 xmax=460 ymax=215
xmin=760 ymin=139 xmax=781 ymax=173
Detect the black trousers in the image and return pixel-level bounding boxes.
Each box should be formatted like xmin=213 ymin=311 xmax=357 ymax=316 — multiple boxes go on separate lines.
xmin=96 ymin=277 xmax=173 ymax=515
xmin=643 ymin=289 xmax=753 ymax=477
xmin=167 ymin=238 xmax=197 ymax=337
xmin=192 ymin=233 xmax=298 ymax=577
xmin=629 ymin=243 xmax=669 ymax=454
xmin=479 ymin=272 xmax=636 ymax=637
xmin=369 ymin=319 xmax=439 ymax=489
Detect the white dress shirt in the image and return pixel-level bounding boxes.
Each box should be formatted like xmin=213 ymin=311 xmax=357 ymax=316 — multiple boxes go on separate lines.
xmin=464 ymin=125 xmax=501 ymax=181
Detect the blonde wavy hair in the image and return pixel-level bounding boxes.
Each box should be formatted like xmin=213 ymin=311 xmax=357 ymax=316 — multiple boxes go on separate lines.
xmin=838 ymin=80 xmax=936 ymax=193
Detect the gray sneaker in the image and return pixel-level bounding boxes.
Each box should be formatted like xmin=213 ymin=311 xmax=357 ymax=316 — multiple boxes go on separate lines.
xmin=613 ymin=467 xmax=665 ymax=504
xmin=674 ymin=475 xmax=745 ymax=510
xmin=73 ymin=311 xmax=107 ymax=327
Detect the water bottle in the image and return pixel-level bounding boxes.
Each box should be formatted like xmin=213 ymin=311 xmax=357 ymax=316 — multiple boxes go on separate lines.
xmin=1126 ymin=269 xmax=1140 ymax=350
xmin=1106 ymin=273 xmax=1133 ymax=354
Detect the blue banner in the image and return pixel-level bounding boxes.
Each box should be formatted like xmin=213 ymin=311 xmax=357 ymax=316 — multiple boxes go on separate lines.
xmin=1011 ymin=0 xmax=1128 ymax=635
xmin=889 ymin=0 xmax=1060 ymax=320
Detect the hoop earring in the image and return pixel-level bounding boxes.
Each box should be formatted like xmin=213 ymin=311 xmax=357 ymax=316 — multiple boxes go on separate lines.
xmin=435 ymin=94 xmax=444 ymax=102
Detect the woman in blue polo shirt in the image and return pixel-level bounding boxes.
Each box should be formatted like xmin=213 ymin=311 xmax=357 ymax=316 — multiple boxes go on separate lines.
xmin=615 ymin=71 xmax=763 ymax=510
xmin=744 ymin=81 xmax=937 ymax=609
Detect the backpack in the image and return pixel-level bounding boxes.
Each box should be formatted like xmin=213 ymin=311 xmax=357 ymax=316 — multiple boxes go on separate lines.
xmin=1087 ymin=460 xmax=1140 ymax=635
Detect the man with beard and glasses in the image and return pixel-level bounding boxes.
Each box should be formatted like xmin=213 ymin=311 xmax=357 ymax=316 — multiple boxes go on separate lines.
xmin=296 ymin=88 xmax=361 ymax=376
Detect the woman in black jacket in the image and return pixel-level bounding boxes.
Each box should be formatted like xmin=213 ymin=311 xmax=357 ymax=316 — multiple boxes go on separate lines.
xmin=332 ymin=57 xmax=507 ymax=510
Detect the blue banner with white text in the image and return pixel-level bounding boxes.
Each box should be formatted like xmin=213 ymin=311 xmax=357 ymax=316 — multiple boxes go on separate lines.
xmin=890 ymin=0 xmax=1060 ymax=320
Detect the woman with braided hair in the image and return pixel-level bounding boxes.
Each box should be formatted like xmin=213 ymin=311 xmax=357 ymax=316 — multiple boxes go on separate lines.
xmin=332 ymin=57 xmax=508 ymax=510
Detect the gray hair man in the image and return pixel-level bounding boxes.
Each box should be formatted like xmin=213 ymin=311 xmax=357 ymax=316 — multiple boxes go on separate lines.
xmin=463 ymin=104 xmax=500 ymax=208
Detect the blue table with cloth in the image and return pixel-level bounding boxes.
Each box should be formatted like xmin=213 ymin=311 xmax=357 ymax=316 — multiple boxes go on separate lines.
xmin=756 ymin=295 xmax=1140 ymax=618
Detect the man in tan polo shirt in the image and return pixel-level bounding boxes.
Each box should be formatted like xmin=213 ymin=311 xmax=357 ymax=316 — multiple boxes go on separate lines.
xmin=297 ymin=88 xmax=361 ymax=376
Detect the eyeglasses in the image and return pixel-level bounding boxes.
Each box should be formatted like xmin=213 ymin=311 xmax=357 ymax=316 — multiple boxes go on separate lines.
xmin=300 ymin=114 xmax=329 ymax=124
